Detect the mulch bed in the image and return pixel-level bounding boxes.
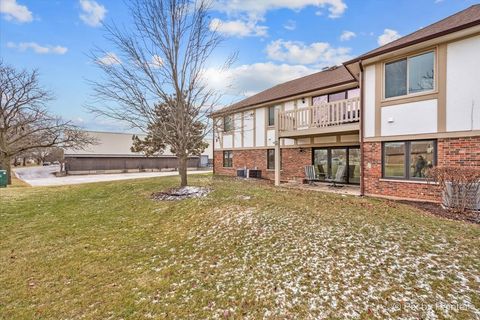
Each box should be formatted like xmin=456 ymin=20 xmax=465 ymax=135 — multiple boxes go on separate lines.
xmin=398 ymin=200 xmax=480 ymax=224
xmin=151 ymin=186 xmax=211 ymax=201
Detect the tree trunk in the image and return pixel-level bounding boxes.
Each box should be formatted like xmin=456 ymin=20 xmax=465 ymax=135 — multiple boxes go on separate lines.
xmin=23 ymin=157 xmax=26 ymax=166
xmin=178 ymin=155 xmax=188 ymax=187
xmin=0 ymin=155 xmax=12 ymax=185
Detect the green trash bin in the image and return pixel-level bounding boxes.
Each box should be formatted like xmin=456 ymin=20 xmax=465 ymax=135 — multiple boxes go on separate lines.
xmin=0 ymin=170 xmax=7 ymax=188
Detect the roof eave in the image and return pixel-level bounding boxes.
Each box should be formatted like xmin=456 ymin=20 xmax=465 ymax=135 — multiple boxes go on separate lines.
xmin=210 ymin=79 xmax=358 ymax=117
xmin=344 ymin=19 xmax=480 ymax=66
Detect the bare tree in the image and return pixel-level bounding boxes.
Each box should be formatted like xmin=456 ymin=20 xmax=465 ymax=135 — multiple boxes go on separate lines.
xmin=88 ymin=0 xmax=230 ymax=187
xmin=0 ymin=61 xmax=95 ymax=184
xmin=29 ymin=147 xmax=64 ymax=164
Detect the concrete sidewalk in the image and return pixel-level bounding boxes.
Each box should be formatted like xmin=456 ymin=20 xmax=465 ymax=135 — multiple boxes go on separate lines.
xmin=14 ymin=166 xmax=212 ymax=186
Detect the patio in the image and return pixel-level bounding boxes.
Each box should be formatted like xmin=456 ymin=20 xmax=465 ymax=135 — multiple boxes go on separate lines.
xmin=282 ymin=180 xmax=361 ymax=196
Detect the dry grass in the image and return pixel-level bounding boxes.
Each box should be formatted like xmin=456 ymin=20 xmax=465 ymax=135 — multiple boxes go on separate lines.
xmin=10 ymin=174 xmax=30 ymax=188
xmin=0 ymin=174 xmax=479 ymax=319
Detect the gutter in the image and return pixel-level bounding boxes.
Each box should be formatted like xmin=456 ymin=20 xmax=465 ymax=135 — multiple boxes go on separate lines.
xmin=359 ymin=61 xmax=365 ymax=197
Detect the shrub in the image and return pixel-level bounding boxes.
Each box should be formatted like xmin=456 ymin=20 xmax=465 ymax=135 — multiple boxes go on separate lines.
xmin=428 ymin=167 xmax=480 ymax=213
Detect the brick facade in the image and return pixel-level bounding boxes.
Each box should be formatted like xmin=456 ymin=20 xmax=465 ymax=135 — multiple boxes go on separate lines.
xmin=437 ymin=136 xmax=480 ymax=167
xmin=214 ymin=147 xmax=312 ymax=182
xmin=363 ymin=136 xmax=480 ymax=202
xmin=214 ymin=136 xmax=480 ymax=202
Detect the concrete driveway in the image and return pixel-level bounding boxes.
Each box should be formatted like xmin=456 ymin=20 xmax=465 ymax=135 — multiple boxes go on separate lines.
xmin=14 ymin=165 xmax=212 ymax=187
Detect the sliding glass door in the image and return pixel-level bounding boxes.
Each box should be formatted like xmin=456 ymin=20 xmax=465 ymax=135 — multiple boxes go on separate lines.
xmin=331 ymin=148 xmax=348 ymax=183
xmin=312 ymin=149 xmax=328 ymax=181
xmin=348 ymin=148 xmax=361 ymax=184
xmin=312 ymin=147 xmax=360 ymax=185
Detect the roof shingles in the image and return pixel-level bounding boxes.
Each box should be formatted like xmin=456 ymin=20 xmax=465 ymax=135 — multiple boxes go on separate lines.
xmin=212 ymin=66 xmax=355 ymax=116
xmin=347 ymin=4 xmax=480 ymax=63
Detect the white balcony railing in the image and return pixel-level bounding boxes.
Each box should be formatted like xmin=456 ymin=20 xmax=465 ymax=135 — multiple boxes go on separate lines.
xmin=278 ymin=97 xmax=360 ymax=132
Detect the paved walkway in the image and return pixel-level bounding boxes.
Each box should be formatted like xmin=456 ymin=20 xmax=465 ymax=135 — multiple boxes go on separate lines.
xmin=14 ymin=165 xmax=212 ymax=187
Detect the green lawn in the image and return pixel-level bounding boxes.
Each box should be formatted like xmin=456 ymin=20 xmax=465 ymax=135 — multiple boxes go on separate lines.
xmin=1 ymin=174 xmax=479 ymax=319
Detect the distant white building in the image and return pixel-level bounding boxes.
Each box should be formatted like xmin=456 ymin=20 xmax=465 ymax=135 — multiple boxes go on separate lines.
xmin=64 ymin=131 xmax=212 ymax=174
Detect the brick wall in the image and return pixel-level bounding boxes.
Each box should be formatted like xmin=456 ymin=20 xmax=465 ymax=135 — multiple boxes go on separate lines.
xmin=438 ymin=136 xmax=480 ymax=167
xmin=214 ymin=147 xmax=312 ymax=182
xmin=363 ymin=136 xmax=480 ymax=202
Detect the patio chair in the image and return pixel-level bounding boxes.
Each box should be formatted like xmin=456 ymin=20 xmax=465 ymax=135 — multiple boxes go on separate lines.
xmin=326 ymin=165 xmax=346 ymax=188
xmin=316 ymin=164 xmax=327 ymax=181
xmin=304 ymin=165 xmax=320 ymax=185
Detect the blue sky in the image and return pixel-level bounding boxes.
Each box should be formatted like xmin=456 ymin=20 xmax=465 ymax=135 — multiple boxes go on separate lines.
xmin=1 ymin=0 xmax=477 ymax=131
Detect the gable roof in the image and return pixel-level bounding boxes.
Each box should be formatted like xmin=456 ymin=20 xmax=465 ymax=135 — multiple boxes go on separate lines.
xmin=213 ymin=5 xmax=480 ymax=117
xmin=212 ymin=65 xmax=356 ymax=116
xmin=345 ymin=4 xmax=480 ymax=64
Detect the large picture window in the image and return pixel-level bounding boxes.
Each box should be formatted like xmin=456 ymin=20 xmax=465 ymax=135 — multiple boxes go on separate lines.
xmin=383 ymin=140 xmax=436 ymax=180
xmin=385 ymin=51 xmax=434 ymax=99
xmin=383 ymin=142 xmax=406 ymax=178
xmin=223 ymin=150 xmax=233 ymax=168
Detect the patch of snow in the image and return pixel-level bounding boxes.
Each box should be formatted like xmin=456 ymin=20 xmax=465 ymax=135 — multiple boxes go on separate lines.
xmin=151 ymin=186 xmax=211 ymax=201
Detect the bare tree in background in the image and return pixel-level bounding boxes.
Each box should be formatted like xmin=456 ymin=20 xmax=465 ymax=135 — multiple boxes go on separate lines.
xmin=0 ymin=61 xmax=95 ymax=185
xmin=29 ymin=147 xmax=64 ymax=164
xmin=88 ymin=0 xmax=231 ymax=187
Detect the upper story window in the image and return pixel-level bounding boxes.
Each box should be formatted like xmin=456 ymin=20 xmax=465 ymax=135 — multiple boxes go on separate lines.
xmin=385 ymin=51 xmax=435 ymax=99
xmin=347 ymin=88 xmax=360 ymax=99
xmin=313 ymin=88 xmax=359 ymax=105
xmin=223 ymin=115 xmax=233 ymax=132
xmin=328 ymin=91 xmax=346 ymax=102
xmin=312 ymin=95 xmax=328 ymax=105
xmin=268 ymin=106 xmax=276 ymax=126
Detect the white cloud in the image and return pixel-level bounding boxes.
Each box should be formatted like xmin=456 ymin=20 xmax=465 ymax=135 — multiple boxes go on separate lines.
xmin=0 ymin=0 xmax=33 ymax=23
xmin=212 ymin=0 xmax=346 ymax=38
xmin=340 ymin=30 xmax=356 ymax=41
xmin=204 ymin=62 xmax=317 ymax=98
xmin=79 ymin=0 xmax=106 ymax=27
xmin=7 ymin=42 xmax=68 ymax=55
xmin=210 ymin=18 xmax=267 ymax=37
xmin=283 ymin=20 xmax=296 ymax=31
xmin=377 ymin=29 xmax=402 ymax=46
xmin=266 ymin=39 xmax=352 ymax=67
xmin=98 ymin=52 xmax=121 ymax=65
xmin=214 ymin=0 xmax=347 ymax=19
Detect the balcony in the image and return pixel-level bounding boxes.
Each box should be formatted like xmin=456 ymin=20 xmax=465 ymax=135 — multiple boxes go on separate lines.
xmin=277 ymin=97 xmax=360 ymax=138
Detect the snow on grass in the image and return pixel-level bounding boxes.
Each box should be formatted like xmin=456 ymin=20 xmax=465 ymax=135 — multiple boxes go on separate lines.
xmin=151 ymin=186 xmax=211 ymax=201
xmin=1 ymin=176 xmax=478 ymax=319
xmin=143 ymin=199 xmax=480 ymax=319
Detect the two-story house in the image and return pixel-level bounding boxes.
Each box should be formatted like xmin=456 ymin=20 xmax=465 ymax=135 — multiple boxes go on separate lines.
xmin=212 ymin=4 xmax=480 ymax=203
